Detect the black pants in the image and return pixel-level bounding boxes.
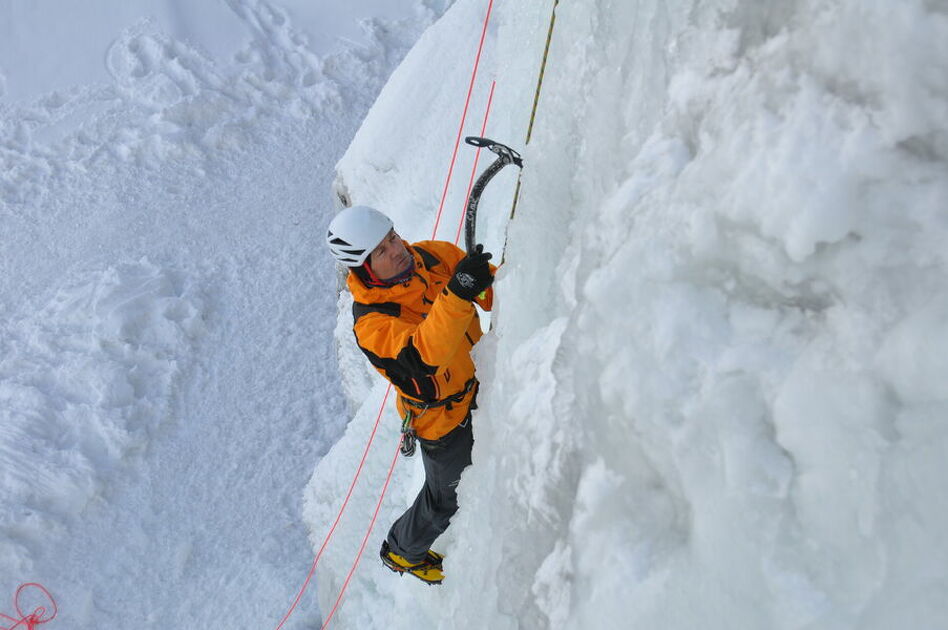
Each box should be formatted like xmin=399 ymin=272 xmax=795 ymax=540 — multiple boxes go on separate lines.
xmin=386 ymin=417 xmax=474 ymax=563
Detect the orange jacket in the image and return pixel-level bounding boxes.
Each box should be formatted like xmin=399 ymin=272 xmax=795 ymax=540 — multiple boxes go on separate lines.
xmin=347 ymin=240 xmax=493 ymax=440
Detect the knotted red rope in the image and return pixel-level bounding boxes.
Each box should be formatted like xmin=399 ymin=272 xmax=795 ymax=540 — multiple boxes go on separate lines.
xmin=1 ymin=583 xmax=57 ymax=630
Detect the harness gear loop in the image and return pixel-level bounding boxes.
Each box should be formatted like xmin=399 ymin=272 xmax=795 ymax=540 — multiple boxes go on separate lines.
xmin=400 ymin=410 xmax=418 ymax=457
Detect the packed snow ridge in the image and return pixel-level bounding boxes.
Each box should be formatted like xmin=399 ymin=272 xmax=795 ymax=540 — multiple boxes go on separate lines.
xmin=2 ymin=0 xmax=446 ymax=628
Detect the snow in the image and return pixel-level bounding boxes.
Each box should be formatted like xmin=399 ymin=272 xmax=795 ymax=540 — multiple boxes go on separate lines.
xmin=1 ymin=260 xmax=204 ymax=549
xmin=0 ymin=0 xmax=447 ymax=104
xmin=3 ymin=0 xmax=947 ymax=629
xmin=2 ymin=1 xmax=445 ymax=627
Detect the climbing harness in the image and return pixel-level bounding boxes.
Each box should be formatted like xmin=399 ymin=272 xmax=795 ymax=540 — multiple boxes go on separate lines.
xmin=402 ymin=377 xmax=478 ymax=413
xmin=399 ymin=377 xmax=478 ymax=457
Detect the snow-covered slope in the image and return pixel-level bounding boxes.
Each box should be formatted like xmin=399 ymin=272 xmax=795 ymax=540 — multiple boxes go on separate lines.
xmin=309 ymin=0 xmax=948 ymax=628
xmin=1 ymin=1 xmax=449 ymax=628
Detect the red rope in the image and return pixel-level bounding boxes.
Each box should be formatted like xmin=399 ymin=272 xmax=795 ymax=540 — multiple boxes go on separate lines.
xmin=454 ymin=80 xmax=496 ymax=246
xmin=320 ymin=439 xmax=403 ymax=630
xmin=1 ymin=583 xmax=57 ymax=630
xmin=430 ymin=0 xmax=496 ymax=240
xmin=323 ymin=85 xmax=496 ymax=630
xmin=276 ymin=1 xmax=497 ymax=626
xmin=273 ymin=385 xmax=392 ymax=630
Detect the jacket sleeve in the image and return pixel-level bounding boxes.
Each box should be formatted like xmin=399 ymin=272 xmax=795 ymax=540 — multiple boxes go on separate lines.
xmin=424 ymin=240 xmax=496 ymax=312
xmin=354 ymin=289 xmax=476 ymax=380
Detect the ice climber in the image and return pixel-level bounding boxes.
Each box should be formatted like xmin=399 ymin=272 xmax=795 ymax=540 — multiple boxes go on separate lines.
xmin=325 ymin=205 xmax=495 ymax=584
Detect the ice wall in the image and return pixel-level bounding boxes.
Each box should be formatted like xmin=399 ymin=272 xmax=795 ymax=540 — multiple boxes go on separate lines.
xmin=312 ymin=0 xmax=948 ymax=628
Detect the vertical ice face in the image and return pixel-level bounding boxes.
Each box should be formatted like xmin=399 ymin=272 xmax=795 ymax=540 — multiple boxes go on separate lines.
xmin=322 ymin=0 xmax=948 ymax=628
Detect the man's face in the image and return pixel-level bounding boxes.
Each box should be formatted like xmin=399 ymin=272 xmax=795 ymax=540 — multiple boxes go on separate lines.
xmin=369 ymin=229 xmax=413 ymax=280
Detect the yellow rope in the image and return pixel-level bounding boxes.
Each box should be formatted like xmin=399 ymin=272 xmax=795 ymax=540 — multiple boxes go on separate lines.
xmin=504 ymin=0 xmax=560 ymax=259
xmin=525 ymin=0 xmax=560 ymax=147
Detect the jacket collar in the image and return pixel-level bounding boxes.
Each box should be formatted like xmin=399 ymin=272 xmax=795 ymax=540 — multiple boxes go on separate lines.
xmin=348 ymin=243 xmax=429 ymax=305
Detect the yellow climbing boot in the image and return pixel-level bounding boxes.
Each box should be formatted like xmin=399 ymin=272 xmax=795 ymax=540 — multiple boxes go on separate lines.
xmin=425 ymin=549 xmax=444 ymax=567
xmin=380 ymin=541 xmax=445 ymax=585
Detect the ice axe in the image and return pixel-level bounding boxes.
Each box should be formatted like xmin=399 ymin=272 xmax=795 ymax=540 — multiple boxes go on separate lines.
xmin=462 ymin=137 xmax=523 ymax=256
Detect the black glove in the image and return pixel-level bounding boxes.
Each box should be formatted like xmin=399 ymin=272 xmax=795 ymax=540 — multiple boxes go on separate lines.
xmin=447 ymin=244 xmax=494 ymax=301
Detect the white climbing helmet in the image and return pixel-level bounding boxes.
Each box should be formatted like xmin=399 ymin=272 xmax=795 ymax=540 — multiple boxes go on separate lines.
xmin=326 ymin=205 xmax=394 ymax=267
